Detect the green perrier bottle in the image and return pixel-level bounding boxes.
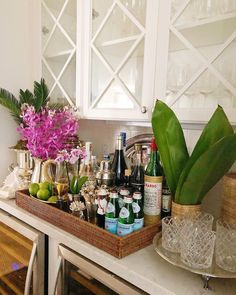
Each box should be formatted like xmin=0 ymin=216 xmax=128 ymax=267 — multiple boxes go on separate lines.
xmin=117 ymin=196 xmax=134 ymax=236
xmin=105 ymin=191 xmax=120 ymax=234
xmin=132 ymin=192 xmax=144 ymax=231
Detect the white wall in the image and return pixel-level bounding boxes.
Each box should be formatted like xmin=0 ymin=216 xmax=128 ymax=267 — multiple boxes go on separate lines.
xmin=0 ymin=0 xmax=40 ymax=184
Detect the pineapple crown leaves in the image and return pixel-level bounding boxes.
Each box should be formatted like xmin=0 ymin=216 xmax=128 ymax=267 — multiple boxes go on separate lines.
xmin=0 ymin=78 xmax=50 ymax=124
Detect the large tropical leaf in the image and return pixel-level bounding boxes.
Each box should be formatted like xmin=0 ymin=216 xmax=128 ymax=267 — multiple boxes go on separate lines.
xmin=177 ymin=134 xmax=236 ymax=205
xmin=152 ymin=100 xmax=189 ymax=199
xmin=175 ymin=106 xmax=234 ymax=203
xmin=0 ymin=88 xmax=21 ymax=124
xmin=33 ymin=78 xmax=49 ymax=112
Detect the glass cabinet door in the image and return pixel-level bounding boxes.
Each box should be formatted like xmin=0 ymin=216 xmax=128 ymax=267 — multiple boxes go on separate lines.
xmin=163 ymin=0 xmax=236 ymax=123
xmin=81 ymin=0 xmax=158 ymax=120
xmin=0 ymin=210 xmax=45 ymax=295
xmin=53 ymin=245 xmax=147 ymax=295
xmin=41 ymin=0 xmax=77 ymax=108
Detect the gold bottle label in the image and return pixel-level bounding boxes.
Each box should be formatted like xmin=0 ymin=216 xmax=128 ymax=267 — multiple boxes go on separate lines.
xmin=144 ymin=175 xmax=163 ymax=224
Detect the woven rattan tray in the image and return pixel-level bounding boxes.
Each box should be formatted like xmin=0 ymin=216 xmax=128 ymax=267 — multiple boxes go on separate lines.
xmin=16 ymin=190 xmax=161 ymax=258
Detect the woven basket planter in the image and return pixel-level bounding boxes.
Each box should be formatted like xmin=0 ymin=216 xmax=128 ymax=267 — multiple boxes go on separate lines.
xmin=171 ymin=201 xmax=201 ymax=219
xmin=222 ymin=173 xmax=236 ymax=224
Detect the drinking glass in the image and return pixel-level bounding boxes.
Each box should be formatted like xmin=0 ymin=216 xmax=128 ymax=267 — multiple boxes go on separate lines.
xmin=181 ymin=227 xmax=215 ymax=269
xmin=180 ymin=212 xmax=215 ymax=269
xmin=218 ymin=0 xmax=236 ymax=14
xmin=55 ymin=161 xmax=69 ymax=198
xmin=162 ymin=216 xmax=181 ymax=253
xmin=215 ymin=220 xmax=236 ymax=272
xmin=196 ymin=0 xmax=217 ymax=19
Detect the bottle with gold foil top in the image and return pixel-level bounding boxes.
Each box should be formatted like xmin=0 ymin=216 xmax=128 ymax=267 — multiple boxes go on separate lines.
xmin=144 ymin=138 xmax=163 ymax=225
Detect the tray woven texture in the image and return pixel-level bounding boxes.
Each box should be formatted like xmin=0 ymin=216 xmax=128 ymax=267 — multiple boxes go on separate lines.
xmin=16 ymin=190 xmax=161 ymax=258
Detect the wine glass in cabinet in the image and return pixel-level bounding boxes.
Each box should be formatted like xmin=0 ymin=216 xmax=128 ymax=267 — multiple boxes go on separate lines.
xmin=158 ymin=0 xmax=236 ymax=124
xmin=80 ymin=0 xmax=159 ymax=121
xmin=41 ymin=0 xmax=77 ymax=109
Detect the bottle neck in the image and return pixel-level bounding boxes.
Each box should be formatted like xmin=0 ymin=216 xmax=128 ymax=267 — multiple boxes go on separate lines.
xmin=136 ymin=150 xmax=142 ymax=166
xmin=116 ymin=137 xmax=123 ymax=151
xmin=150 ymin=149 xmax=157 ymax=163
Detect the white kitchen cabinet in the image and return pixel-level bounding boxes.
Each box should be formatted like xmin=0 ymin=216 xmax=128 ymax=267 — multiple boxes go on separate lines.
xmin=41 ymin=0 xmax=236 ymax=124
xmin=41 ymin=0 xmax=77 ymax=108
xmin=156 ymin=0 xmax=236 ymax=124
xmin=78 ymin=0 xmax=159 ymax=121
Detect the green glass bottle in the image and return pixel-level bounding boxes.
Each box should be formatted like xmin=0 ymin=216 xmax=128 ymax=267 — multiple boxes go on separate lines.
xmin=105 ymin=191 xmax=120 ymax=234
xmin=130 ymin=144 xmax=145 ymax=196
xmin=132 ymin=192 xmax=144 ymax=231
xmin=144 ymin=138 xmax=163 ymax=226
xmin=117 ymin=196 xmax=134 ymax=236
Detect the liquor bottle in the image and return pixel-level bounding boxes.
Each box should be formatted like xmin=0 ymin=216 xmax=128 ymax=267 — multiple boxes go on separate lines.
xmin=130 ymin=144 xmax=144 ymax=196
xmin=120 ymin=131 xmax=131 ymax=168
xmin=91 ymin=155 xmax=99 ymax=175
xmin=144 ymin=138 xmax=163 ymax=226
xmin=112 ymin=135 xmax=127 ymax=186
xmin=95 ymin=188 xmax=108 ymax=229
xmin=117 ymin=195 xmax=134 ymax=236
xmin=132 ymin=192 xmax=144 ymax=231
xmin=105 ymin=191 xmax=120 ymax=234
xmin=124 ymin=169 xmax=133 ymax=194
xmin=161 ymin=177 xmax=172 ymax=218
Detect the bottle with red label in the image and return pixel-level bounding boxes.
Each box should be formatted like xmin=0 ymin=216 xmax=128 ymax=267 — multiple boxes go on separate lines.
xmin=144 ymin=138 xmax=163 ymax=226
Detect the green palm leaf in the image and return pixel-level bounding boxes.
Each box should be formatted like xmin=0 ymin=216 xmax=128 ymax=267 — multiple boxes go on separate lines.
xmin=0 ymin=88 xmax=21 ymax=124
xmin=48 ymin=102 xmax=65 ymax=110
xmin=19 ymin=89 xmax=34 ymax=105
xmin=33 ymin=78 xmax=49 ymax=112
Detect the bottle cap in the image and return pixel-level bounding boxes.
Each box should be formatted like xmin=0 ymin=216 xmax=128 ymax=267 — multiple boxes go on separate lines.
xmin=120 ymin=132 xmax=127 ymax=147
xmin=103 ymin=154 xmax=110 ymax=160
xmin=97 ymin=189 xmax=107 ymax=196
xmin=125 ymin=169 xmax=131 ymax=177
xmin=133 ymin=192 xmax=142 ymax=199
xmin=120 ymin=189 xmax=130 ymax=196
xmin=124 ymin=196 xmax=133 ymax=203
xmin=109 ymin=191 xmax=118 ymax=198
xmin=134 ymin=143 xmax=142 ymax=151
xmin=151 ymin=138 xmax=157 ymax=151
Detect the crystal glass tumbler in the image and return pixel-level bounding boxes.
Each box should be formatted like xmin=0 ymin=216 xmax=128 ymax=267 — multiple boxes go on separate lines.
xmin=215 ymin=220 xmax=236 ymax=272
xmin=179 ymin=212 xmax=214 ymax=247
xmin=181 ymin=225 xmax=216 ymax=269
xmin=162 ymin=216 xmax=181 ymax=253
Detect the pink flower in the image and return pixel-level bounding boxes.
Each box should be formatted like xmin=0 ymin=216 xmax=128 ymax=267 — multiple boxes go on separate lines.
xmin=56 ymin=146 xmax=87 ymax=164
xmin=18 ymin=106 xmax=80 ymax=160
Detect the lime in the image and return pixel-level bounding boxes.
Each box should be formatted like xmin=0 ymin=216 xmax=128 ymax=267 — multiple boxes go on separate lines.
xmin=37 ymin=189 xmax=50 ymax=201
xmin=48 ymin=182 xmax=55 ymax=196
xmin=29 ymin=183 xmax=40 ymax=196
xmin=39 ymin=181 xmax=50 ymax=190
xmin=48 ymin=196 xmax=58 ymax=203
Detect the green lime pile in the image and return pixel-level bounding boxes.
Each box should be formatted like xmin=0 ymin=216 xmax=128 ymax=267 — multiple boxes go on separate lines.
xmin=29 ymin=181 xmax=57 ymax=203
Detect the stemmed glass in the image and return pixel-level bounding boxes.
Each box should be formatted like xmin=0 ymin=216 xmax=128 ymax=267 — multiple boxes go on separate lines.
xmin=198 ymin=70 xmax=219 ymax=107
xmin=55 ymin=161 xmax=69 ymax=209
